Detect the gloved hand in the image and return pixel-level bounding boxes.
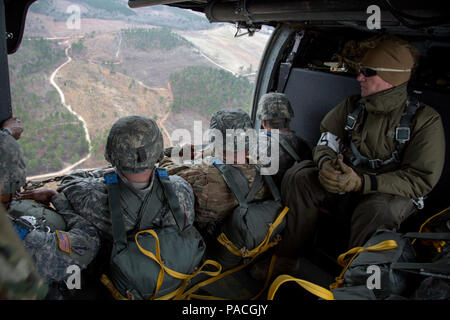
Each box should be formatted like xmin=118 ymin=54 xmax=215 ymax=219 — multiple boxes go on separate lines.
xmin=336 ymin=155 xmax=363 ymax=192
xmin=319 ymin=154 xmax=362 ymax=193
xmin=319 ymin=157 xmax=346 ymax=193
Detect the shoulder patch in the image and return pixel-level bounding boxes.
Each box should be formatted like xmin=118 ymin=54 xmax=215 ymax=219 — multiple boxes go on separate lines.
xmin=55 ymin=230 xmax=71 ymax=254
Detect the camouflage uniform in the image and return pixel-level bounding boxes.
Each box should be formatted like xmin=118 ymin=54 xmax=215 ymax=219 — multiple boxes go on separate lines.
xmin=0 ymin=205 xmax=48 ymax=299
xmin=0 ymin=131 xmax=100 ymax=287
xmin=19 ymin=194 xmax=100 ymax=283
xmin=253 ymin=92 xmax=312 ymax=188
xmin=0 ymin=132 xmax=47 ymax=299
xmin=56 ymin=116 xmax=195 ymax=242
xmin=160 ymin=156 xmax=270 ymax=236
xmin=160 ymin=110 xmax=272 ymax=236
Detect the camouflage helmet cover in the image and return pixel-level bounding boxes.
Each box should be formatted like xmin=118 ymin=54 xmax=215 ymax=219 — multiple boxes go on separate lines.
xmin=105 ymin=116 xmax=164 ymax=174
xmin=0 ymin=133 xmax=26 ymax=195
xmin=257 ymin=92 xmax=294 ymax=120
xmin=208 ymin=109 xmax=253 ymax=151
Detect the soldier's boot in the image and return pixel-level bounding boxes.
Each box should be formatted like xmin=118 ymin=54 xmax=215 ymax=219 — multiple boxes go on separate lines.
xmin=249 ymin=255 xmax=300 ymax=282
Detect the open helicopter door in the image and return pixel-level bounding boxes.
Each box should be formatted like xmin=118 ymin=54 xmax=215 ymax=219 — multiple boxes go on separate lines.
xmin=0 ymin=0 xmax=12 ymax=123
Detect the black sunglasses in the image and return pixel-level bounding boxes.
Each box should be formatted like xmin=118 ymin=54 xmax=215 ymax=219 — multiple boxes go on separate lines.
xmin=359 ymin=66 xmax=378 ymax=77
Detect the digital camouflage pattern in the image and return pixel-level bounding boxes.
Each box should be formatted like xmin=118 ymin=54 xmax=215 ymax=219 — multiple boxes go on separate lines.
xmin=159 ymin=156 xmax=271 ymax=235
xmin=257 ymin=92 xmax=294 ymax=121
xmin=19 ymin=193 xmax=100 ymax=283
xmin=56 ymin=169 xmax=195 ymax=238
xmin=0 ymin=205 xmax=48 ymax=299
xmin=250 ymin=130 xmax=312 ymax=188
xmin=208 ymin=109 xmax=253 ymax=151
xmin=105 ymin=116 xmax=164 ymax=174
xmin=0 ymin=132 xmax=26 ymax=195
xmin=1 ymin=130 xmax=99 ymax=286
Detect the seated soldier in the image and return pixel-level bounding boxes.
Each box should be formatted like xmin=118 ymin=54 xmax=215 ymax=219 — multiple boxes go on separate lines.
xmin=251 ymin=92 xmax=312 ymax=188
xmin=23 ymin=116 xmax=199 ymax=299
xmin=0 ymin=121 xmax=99 ymax=298
xmin=0 ymin=119 xmax=47 ymax=300
xmin=251 ymin=39 xmax=446 ymax=280
xmin=160 ymin=109 xmax=272 ymax=238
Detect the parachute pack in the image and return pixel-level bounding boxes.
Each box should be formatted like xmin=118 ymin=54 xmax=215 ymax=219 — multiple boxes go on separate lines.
xmin=101 ymin=169 xmax=208 ymax=300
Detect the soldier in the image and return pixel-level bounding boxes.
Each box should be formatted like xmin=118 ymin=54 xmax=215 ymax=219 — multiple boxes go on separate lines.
xmin=252 ymin=92 xmax=312 ymax=188
xmin=0 ymin=119 xmax=100 ymax=295
xmin=20 ymin=116 xmax=198 ymax=299
xmin=0 ymin=127 xmax=47 ymax=299
xmin=251 ymin=39 xmax=446 ymax=280
xmin=160 ymin=109 xmax=272 ymax=238
xmin=51 ymin=116 xmax=196 ymax=236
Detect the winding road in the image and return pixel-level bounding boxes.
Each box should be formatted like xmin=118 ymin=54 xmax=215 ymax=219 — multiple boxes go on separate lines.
xmin=27 ymin=39 xmax=92 ymax=181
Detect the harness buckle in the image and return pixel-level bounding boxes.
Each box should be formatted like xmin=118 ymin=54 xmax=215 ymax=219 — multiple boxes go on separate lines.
xmin=369 ymin=159 xmax=383 ymax=170
xmin=392 ymin=150 xmax=401 ymax=163
xmin=412 ymin=197 xmax=425 ymax=210
xmin=345 ymin=115 xmax=357 ymax=131
xmin=396 ymin=127 xmax=410 ymax=144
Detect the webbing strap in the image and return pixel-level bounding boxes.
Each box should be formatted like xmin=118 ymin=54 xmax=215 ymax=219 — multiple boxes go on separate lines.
xmin=391 ymin=261 xmax=450 ymax=275
xmin=265 ymin=131 xmax=301 ymax=163
xmin=105 ymin=173 xmax=127 ymax=253
xmin=262 ymin=173 xmax=281 ymax=203
xmin=134 ymin=229 xmax=222 ymax=300
xmin=213 ymin=163 xmax=249 ymax=208
xmin=217 ymin=206 xmax=289 ymax=258
xmin=100 ymin=231 xmax=222 ymax=301
xmin=410 ymin=206 xmax=450 ymax=252
xmin=404 ymin=232 xmax=450 ymax=240
xmin=246 ymin=170 xmax=263 ymax=203
xmin=329 ymin=240 xmax=398 ymax=289
xmin=176 ymin=206 xmax=289 ymax=300
xmin=156 ymin=168 xmax=186 ymax=231
xmin=278 ymin=135 xmax=301 ymax=162
xmin=346 ymin=96 xmax=420 ymax=169
xmin=268 ymin=274 xmax=335 ymax=300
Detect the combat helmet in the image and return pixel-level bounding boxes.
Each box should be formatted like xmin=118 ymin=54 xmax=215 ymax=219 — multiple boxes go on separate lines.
xmin=105 ymin=116 xmax=164 ymax=174
xmin=208 ymin=109 xmax=253 ymax=152
xmin=257 ymin=92 xmax=294 ymax=120
xmin=0 ymin=133 xmax=26 ymax=195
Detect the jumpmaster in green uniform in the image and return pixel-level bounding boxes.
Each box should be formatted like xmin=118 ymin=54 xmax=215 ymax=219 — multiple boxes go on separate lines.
xmin=278 ymin=39 xmax=445 ymax=258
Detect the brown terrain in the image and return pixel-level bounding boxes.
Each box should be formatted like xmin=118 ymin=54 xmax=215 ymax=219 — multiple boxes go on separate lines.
xmin=23 ymin=11 xmax=270 ymax=185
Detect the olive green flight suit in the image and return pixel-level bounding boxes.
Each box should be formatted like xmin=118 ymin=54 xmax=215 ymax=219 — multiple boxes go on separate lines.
xmin=278 ymin=83 xmax=445 ymax=256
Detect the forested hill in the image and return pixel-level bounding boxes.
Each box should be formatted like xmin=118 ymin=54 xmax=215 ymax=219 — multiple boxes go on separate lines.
xmin=9 ymin=38 xmax=89 ymax=176
xmin=29 ymin=0 xmax=213 ymax=31
xmin=169 ymin=66 xmax=253 ymax=116
xmin=122 ymin=27 xmax=193 ymax=51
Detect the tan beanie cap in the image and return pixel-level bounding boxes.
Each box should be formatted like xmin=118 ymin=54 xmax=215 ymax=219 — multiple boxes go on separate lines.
xmin=361 ymin=40 xmax=415 ymax=87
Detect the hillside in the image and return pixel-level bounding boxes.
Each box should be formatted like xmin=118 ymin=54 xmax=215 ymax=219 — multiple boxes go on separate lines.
xmin=9 ymin=3 xmax=271 ymax=178
xmin=28 ymin=0 xmax=213 ymax=33
xmin=8 ymin=38 xmax=89 ymax=176
xmin=170 ymin=66 xmax=253 ymax=115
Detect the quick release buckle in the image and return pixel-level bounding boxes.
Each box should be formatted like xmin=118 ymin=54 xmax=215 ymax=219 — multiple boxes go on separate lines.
xmin=395 ymin=127 xmax=411 ymax=144
xmin=369 ymin=159 xmax=383 ymax=170
xmin=391 ymin=150 xmax=401 ymax=163
xmin=345 ymin=115 xmax=357 ymax=131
